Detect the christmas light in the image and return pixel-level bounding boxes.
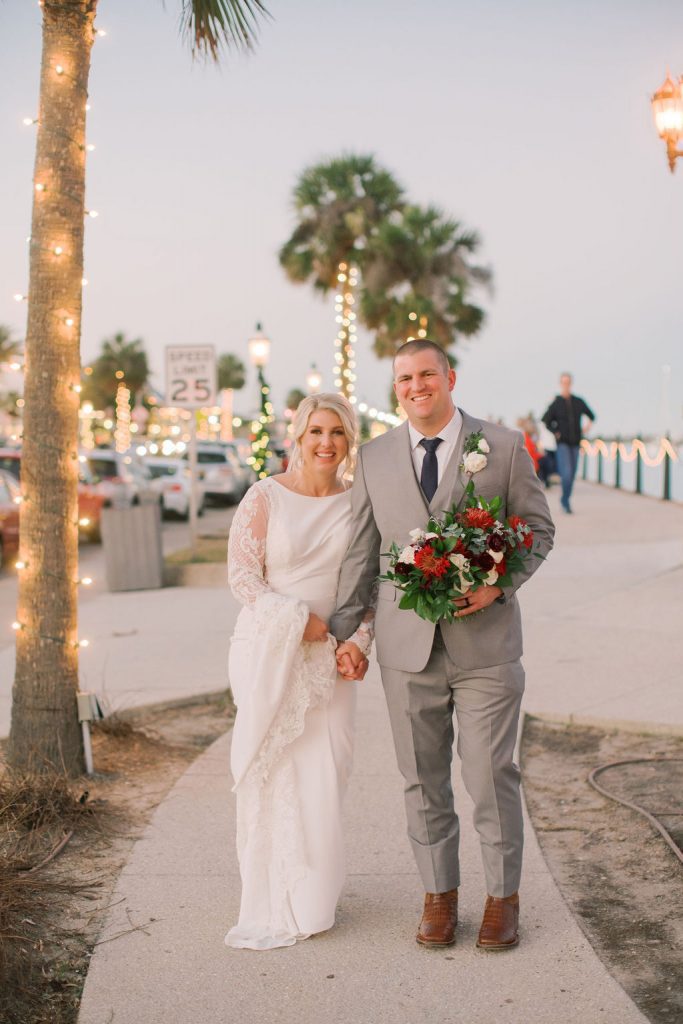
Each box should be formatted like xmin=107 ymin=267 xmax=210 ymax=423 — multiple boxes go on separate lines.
xmin=55 ymin=64 xmax=65 ymax=75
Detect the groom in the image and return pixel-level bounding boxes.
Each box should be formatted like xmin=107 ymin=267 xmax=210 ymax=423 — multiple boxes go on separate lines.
xmin=331 ymin=340 xmax=554 ymax=950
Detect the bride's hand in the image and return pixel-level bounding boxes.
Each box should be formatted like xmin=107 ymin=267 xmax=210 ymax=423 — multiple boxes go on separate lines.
xmin=302 ymin=612 xmax=330 ymax=642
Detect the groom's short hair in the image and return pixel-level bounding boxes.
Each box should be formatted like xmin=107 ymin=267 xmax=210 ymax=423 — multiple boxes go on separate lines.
xmin=393 ymin=339 xmax=450 ymax=376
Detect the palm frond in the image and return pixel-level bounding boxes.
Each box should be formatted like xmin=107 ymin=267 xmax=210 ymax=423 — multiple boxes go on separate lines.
xmin=180 ymin=0 xmax=270 ymax=60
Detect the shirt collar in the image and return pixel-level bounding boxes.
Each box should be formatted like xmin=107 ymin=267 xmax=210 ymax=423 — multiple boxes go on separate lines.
xmin=408 ymin=405 xmax=462 ymax=451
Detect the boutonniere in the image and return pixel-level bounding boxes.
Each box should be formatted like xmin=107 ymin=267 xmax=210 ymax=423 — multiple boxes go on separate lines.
xmin=461 ymin=430 xmax=490 ymax=475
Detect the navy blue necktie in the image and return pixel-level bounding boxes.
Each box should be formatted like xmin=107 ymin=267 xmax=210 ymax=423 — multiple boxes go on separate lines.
xmin=419 ymin=437 xmax=443 ymax=502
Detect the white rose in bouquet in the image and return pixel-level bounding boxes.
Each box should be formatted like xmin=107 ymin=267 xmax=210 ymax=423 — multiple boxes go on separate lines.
xmin=398 ymin=545 xmax=416 ymax=564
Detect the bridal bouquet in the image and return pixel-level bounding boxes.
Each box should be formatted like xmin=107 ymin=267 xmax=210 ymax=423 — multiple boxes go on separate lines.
xmin=380 ymin=480 xmax=534 ymax=625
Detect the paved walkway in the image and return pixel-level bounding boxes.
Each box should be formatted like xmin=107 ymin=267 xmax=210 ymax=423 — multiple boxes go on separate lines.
xmin=43 ymin=482 xmax=683 ymax=1022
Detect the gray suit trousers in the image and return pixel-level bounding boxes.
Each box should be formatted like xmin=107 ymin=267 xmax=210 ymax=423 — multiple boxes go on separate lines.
xmin=380 ymin=629 xmax=525 ymax=898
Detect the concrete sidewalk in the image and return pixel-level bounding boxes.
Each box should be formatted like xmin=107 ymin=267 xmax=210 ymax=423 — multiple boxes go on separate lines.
xmin=74 ymin=481 xmax=683 ymax=1024
xmin=78 ymin=665 xmax=648 ymax=1024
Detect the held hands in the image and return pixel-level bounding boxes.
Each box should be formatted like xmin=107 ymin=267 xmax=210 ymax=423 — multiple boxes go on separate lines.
xmin=453 ymin=584 xmax=502 ymax=618
xmin=335 ymin=641 xmax=369 ymax=681
xmin=302 ymin=616 xmax=368 ymax=679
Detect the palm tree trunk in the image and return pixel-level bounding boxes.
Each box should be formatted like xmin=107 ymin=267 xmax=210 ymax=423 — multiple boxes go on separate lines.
xmin=333 ymin=262 xmax=359 ymax=403
xmin=8 ymin=0 xmax=97 ymax=774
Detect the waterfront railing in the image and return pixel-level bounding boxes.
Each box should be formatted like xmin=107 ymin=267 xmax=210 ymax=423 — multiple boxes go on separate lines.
xmin=580 ymin=437 xmax=681 ymax=502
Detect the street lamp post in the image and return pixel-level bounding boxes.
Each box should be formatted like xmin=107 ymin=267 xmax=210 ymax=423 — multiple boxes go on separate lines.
xmin=247 ymin=323 xmax=273 ymax=478
xmin=651 ymin=72 xmax=683 ymax=171
xmin=306 ymin=363 xmax=323 ymax=394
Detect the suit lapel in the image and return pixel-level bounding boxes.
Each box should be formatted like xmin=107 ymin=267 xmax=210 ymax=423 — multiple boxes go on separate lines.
xmin=429 ymin=409 xmax=482 ymax=516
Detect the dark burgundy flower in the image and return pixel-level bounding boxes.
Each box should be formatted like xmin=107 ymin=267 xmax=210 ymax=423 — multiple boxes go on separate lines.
xmin=488 ymin=533 xmax=505 ymax=552
xmin=473 ymin=552 xmax=495 ymax=571
xmin=395 ymin=562 xmax=411 ymax=577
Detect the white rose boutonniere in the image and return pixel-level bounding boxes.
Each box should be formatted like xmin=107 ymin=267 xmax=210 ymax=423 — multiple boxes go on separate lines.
xmin=463 ymin=451 xmax=487 ymax=474
xmin=461 ymin=431 xmax=489 ymax=475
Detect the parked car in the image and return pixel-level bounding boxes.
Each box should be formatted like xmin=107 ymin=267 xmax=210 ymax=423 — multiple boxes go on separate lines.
xmin=0 ymin=447 xmax=105 ymax=541
xmin=145 ymin=456 xmax=204 ymax=520
xmin=84 ymin=449 xmax=158 ymax=510
xmin=186 ymin=444 xmax=245 ymax=506
xmin=0 ymin=469 xmax=20 ymax=567
xmin=222 ymin=440 xmax=256 ymax=493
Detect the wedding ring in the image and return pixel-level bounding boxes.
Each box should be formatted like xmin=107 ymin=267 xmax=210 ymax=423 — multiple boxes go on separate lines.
xmin=463 ymin=598 xmax=471 ymax=608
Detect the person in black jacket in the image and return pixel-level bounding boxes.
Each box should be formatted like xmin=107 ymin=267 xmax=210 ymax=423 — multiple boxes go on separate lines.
xmin=542 ymin=373 xmax=595 ymax=513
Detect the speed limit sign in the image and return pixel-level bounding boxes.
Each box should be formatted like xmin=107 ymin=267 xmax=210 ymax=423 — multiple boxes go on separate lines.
xmin=165 ymin=345 xmax=216 ymax=408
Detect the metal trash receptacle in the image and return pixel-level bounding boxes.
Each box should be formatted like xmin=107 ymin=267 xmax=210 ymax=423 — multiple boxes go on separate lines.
xmin=101 ymin=502 xmax=164 ymax=592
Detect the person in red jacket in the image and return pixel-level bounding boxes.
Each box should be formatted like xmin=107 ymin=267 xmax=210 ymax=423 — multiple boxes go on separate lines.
xmin=517 ymin=417 xmax=541 ymax=473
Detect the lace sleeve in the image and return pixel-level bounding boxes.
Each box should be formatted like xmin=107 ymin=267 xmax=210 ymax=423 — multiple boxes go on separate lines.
xmin=346 ymin=580 xmax=377 ymax=657
xmin=227 ymin=482 xmax=272 ymax=607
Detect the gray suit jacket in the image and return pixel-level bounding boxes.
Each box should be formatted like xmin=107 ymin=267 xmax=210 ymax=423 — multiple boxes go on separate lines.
xmin=330 ymin=409 xmax=555 ymax=673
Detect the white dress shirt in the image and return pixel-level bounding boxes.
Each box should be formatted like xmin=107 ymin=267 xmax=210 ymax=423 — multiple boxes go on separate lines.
xmin=408 ymin=405 xmax=463 ymax=488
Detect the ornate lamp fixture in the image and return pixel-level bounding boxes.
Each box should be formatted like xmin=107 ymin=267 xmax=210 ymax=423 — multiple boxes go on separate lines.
xmin=651 ymin=72 xmax=683 ymax=172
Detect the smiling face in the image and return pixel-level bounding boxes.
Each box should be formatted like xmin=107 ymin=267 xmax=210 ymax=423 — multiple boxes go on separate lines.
xmin=393 ymin=348 xmax=456 ymax=435
xmin=299 ymin=409 xmax=349 ymax=475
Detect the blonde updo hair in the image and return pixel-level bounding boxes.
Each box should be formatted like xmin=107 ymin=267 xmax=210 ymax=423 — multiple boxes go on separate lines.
xmin=287 ymin=393 xmax=358 ymax=478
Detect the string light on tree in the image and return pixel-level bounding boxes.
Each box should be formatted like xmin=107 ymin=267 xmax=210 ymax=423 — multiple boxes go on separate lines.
xmin=247 ymin=323 xmax=274 ymax=479
xmin=333 ymin=263 xmax=359 ymax=404
xmin=114 ymin=380 xmax=131 ymax=453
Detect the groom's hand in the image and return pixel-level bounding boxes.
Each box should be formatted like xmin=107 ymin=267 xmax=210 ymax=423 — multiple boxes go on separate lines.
xmin=453 ymin=584 xmax=502 ymax=617
xmin=336 ymin=641 xmax=368 ymax=680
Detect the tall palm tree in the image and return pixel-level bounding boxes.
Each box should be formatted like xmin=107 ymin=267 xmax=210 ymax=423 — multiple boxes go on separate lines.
xmin=9 ymin=0 xmax=269 ymax=775
xmin=83 ymin=331 xmax=150 ymax=412
xmin=361 ymin=204 xmax=492 ymax=360
xmin=279 ymin=155 xmax=404 ymax=402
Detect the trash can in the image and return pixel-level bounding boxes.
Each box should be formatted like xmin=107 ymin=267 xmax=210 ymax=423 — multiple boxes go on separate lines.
xmin=101 ymin=501 xmax=164 ymax=592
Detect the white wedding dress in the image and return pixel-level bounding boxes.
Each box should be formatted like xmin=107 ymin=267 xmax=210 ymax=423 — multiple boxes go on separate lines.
xmin=225 ymin=477 xmax=372 ymax=951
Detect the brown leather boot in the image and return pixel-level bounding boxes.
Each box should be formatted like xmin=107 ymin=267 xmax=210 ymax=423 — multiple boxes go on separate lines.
xmin=476 ymin=892 xmax=519 ymax=950
xmin=416 ymin=889 xmax=458 ymax=948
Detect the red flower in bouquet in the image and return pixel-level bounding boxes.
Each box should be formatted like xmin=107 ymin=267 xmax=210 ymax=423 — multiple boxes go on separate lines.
xmin=414 ymin=544 xmax=451 ymax=579
xmin=463 ymin=507 xmax=496 ymax=530
xmin=509 ymin=515 xmax=533 ymax=548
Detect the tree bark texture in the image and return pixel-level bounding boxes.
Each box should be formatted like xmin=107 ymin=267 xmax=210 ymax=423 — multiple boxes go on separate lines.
xmin=8 ymin=0 xmax=97 ymax=774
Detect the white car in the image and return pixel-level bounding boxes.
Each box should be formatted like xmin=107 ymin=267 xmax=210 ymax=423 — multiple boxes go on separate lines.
xmin=191 ymin=444 xmax=244 ymax=506
xmin=145 ymin=456 xmax=204 ymax=520
xmin=84 ymin=450 xmax=158 ymax=509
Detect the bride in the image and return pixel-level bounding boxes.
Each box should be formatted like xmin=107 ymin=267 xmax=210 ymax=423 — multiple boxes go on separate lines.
xmin=225 ymin=394 xmax=373 ymax=951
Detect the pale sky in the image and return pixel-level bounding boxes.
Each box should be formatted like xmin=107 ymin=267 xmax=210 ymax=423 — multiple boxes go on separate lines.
xmin=2 ymin=0 xmax=683 ymax=436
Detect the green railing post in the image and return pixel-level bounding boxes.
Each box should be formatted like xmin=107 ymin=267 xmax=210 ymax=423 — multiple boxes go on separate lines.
xmin=581 ymin=448 xmax=588 ymax=480
xmin=635 ymin=436 xmax=642 ymax=495
xmin=614 ymin=437 xmax=621 ymax=490
xmin=597 ymin=447 xmax=603 ymax=484
xmin=662 ymin=436 xmax=672 ymax=501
